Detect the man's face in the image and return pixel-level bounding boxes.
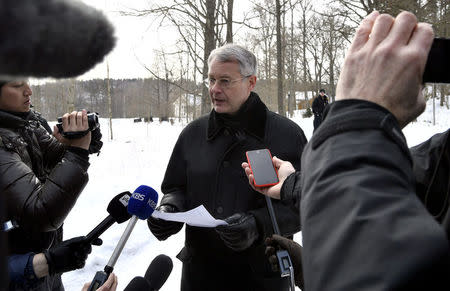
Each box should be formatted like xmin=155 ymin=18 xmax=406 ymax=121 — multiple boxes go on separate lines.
xmin=208 ymin=59 xmax=256 ymax=114
xmin=0 ymin=81 xmax=32 ymax=112
xmin=320 ymin=91 xmax=325 ymax=96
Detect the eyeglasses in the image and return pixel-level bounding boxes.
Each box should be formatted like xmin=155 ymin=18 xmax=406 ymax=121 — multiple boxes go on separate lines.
xmin=204 ymin=75 xmax=251 ymax=89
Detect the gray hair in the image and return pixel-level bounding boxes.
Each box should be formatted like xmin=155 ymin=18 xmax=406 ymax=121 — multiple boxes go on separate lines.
xmin=208 ymin=44 xmax=257 ymax=76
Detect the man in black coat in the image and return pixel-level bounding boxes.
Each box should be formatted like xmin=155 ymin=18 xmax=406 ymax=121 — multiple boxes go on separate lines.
xmin=311 ymin=89 xmax=328 ymax=131
xmin=243 ymin=11 xmax=450 ymax=291
xmin=147 ymin=44 xmax=307 ymax=291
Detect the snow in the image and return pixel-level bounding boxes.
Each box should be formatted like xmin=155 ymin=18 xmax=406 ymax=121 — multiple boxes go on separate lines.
xmin=61 ymin=98 xmax=449 ymax=290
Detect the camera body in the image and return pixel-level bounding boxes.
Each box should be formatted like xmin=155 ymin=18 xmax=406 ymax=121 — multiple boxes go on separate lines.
xmin=56 ymin=112 xmax=100 ymax=138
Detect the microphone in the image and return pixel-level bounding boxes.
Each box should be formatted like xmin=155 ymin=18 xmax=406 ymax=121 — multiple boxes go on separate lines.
xmin=85 ymin=192 xmax=132 ymax=243
xmin=0 ymin=0 xmax=116 ymax=78
xmin=124 ymin=277 xmax=150 ymax=291
xmin=264 ymin=196 xmax=296 ymax=289
xmin=88 ymin=185 xmax=158 ymax=291
xmin=144 ymin=254 xmax=173 ymax=291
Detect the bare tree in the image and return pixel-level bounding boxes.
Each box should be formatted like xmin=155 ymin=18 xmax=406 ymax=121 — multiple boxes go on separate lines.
xmin=276 ymin=0 xmax=285 ymax=115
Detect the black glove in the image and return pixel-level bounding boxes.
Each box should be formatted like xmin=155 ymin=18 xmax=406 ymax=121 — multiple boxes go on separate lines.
xmin=43 ymin=236 xmax=99 ymax=275
xmin=147 ymin=205 xmax=184 ymax=241
xmin=215 ymin=213 xmax=259 ymax=252
xmin=265 ymin=234 xmax=304 ymax=289
xmin=88 ymin=127 xmax=103 ymax=154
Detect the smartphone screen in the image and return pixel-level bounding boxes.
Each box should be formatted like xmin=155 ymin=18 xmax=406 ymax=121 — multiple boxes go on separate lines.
xmin=246 ymin=149 xmax=279 ymax=187
xmin=423 ymin=38 xmax=450 ymax=84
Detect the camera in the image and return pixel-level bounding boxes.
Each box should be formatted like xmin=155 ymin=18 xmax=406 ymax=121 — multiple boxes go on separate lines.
xmin=56 ymin=112 xmax=100 ymax=138
xmin=423 ymin=38 xmax=450 ymax=84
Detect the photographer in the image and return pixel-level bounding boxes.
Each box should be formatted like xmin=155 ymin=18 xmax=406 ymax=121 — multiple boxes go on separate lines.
xmin=244 ymin=11 xmax=450 ymax=290
xmin=0 ymin=80 xmax=101 ymax=290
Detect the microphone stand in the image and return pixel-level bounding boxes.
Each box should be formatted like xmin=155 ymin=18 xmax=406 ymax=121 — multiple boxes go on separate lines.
xmin=264 ymin=196 xmax=296 ymax=291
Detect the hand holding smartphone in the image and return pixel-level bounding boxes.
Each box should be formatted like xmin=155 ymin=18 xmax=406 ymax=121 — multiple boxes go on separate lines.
xmin=246 ymin=149 xmax=279 ymax=187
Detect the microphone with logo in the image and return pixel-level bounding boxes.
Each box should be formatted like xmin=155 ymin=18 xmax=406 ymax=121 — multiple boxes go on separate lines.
xmin=87 ymin=185 xmax=158 ymax=291
xmin=85 ymin=191 xmax=132 ymax=243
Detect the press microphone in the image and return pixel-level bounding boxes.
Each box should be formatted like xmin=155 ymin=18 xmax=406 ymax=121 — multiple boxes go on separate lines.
xmin=144 ymin=254 xmax=173 ymax=291
xmin=88 ymin=185 xmax=158 ymax=291
xmin=124 ymin=277 xmax=150 ymax=291
xmin=264 ymin=196 xmax=296 ymax=290
xmin=85 ymin=192 xmax=132 ymax=243
xmin=0 ymin=0 xmax=116 ymax=78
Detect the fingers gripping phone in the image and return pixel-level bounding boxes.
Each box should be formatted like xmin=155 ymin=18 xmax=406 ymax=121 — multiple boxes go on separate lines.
xmin=246 ymin=149 xmax=279 ymax=187
xmin=423 ymin=38 xmax=450 ymax=84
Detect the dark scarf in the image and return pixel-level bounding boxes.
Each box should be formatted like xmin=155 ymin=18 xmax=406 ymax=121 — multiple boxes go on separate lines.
xmin=207 ymin=92 xmax=267 ymax=141
xmin=0 ymin=109 xmax=31 ymax=128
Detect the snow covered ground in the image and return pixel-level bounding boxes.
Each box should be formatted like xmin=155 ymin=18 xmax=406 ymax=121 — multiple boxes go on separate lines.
xmin=62 ymin=98 xmax=449 ymax=290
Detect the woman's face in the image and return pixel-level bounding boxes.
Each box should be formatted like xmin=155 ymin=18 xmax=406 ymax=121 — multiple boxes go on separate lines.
xmin=0 ymin=81 xmax=32 ymax=112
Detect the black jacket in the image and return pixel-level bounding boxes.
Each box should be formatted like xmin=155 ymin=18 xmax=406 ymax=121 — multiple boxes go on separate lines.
xmin=299 ymin=100 xmax=450 ymax=291
xmin=411 ymin=129 xmax=450 ymax=239
xmin=160 ymin=93 xmax=306 ymax=288
xmin=0 ymin=110 xmax=90 ymax=254
xmin=311 ymin=94 xmax=328 ymax=117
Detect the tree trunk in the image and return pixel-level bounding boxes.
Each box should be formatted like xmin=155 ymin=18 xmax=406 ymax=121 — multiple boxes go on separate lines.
xmin=226 ymin=0 xmax=234 ymax=43
xmin=276 ymin=0 xmax=284 ymax=116
xmin=201 ymin=0 xmax=216 ymax=115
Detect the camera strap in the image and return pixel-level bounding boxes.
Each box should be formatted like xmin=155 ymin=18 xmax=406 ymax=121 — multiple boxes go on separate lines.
xmin=62 ymin=129 xmax=91 ymax=139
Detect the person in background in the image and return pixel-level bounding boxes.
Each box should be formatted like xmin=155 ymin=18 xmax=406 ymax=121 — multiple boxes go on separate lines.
xmin=311 ymin=88 xmax=328 ymax=132
xmin=0 ymin=80 xmax=100 ymax=290
xmin=147 ymin=44 xmax=307 ymax=291
xmin=243 ymin=11 xmax=450 ymax=290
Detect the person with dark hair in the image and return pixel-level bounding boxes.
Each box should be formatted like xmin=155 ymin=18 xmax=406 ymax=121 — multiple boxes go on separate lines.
xmin=311 ymin=88 xmax=328 ymax=131
xmin=0 ymin=80 xmax=100 ymax=290
xmin=243 ymin=11 xmax=450 ymax=291
xmin=147 ymin=44 xmax=307 ymax=291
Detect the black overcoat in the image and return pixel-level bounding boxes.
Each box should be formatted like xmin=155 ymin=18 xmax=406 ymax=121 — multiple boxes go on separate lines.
xmin=160 ymin=93 xmax=306 ymax=290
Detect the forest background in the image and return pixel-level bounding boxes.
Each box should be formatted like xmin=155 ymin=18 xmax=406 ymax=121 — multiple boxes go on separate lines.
xmin=30 ymin=0 xmax=449 ymax=130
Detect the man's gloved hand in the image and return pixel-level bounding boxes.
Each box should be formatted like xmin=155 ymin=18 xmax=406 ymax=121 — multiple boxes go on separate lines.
xmin=88 ymin=127 xmax=103 ymax=154
xmin=44 ymin=236 xmax=100 ymax=275
xmin=147 ymin=205 xmax=184 ymax=241
xmin=215 ymin=213 xmax=259 ymax=252
xmin=265 ymin=234 xmax=304 ymax=289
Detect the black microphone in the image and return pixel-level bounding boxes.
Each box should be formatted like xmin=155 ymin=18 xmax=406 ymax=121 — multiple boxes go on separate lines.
xmin=144 ymin=254 xmax=173 ymax=291
xmin=0 ymin=0 xmax=116 ymax=78
xmin=88 ymin=186 xmax=158 ymax=291
xmin=85 ymin=192 xmax=132 ymax=243
xmin=124 ymin=277 xmax=150 ymax=291
xmin=264 ymin=196 xmax=296 ymax=289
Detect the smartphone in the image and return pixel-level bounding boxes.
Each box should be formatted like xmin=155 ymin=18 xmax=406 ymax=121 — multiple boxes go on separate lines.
xmin=423 ymin=38 xmax=450 ymax=84
xmin=246 ymin=149 xmax=279 ymax=187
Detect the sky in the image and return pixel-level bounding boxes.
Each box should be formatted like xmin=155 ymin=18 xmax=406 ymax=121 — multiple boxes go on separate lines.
xmin=77 ymin=0 xmax=254 ymax=81
xmin=59 ymin=99 xmax=450 ymax=291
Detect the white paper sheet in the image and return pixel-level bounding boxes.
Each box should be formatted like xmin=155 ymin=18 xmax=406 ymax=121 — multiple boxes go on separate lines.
xmin=152 ymin=205 xmax=228 ymax=228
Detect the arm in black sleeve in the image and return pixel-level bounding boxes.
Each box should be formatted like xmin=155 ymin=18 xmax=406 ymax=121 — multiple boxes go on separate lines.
xmin=1 ymin=148 xmax=89 ymax=232
xmin=300 ymin=100 xmax=450 ymax=291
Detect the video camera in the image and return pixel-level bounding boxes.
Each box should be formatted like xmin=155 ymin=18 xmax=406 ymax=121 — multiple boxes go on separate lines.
xmin=56 ymin=112 xmax=100 ymax=139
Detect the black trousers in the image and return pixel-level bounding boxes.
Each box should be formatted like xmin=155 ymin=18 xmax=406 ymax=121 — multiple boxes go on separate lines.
xmin=180 ymin=255 xmax=290 ymax=291
xmin=313 ymin=114 xmax=323 ymax=132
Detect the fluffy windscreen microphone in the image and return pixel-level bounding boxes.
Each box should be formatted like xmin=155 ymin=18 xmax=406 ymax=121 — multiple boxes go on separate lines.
xmin=124 ymin=277 xmax=150 ymax=291
xmin=0 ymin=0 xmax=116 ymax=78
xmin=144 ymin=254 xmax=173 ymax=291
